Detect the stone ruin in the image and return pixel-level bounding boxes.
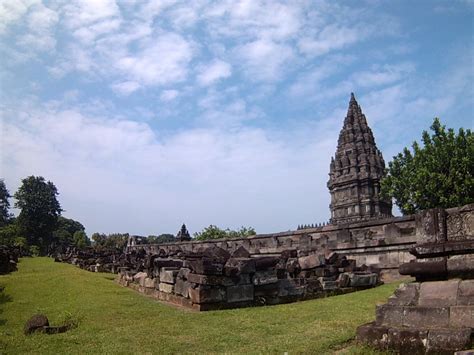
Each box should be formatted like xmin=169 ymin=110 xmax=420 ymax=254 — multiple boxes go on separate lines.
xmin=356 ymin=204 xmax=474 ymax=354
xmin=54 ymin=246 xmax=124 ymax=273
xmin=0 ymin=246 xmax=22 ymax=275
xmin=116 ymin=245 xmax=380 ymax=311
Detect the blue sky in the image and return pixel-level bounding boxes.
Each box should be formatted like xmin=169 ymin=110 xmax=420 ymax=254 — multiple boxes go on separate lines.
xmin=1 ymin=0 xmax=473 ymax=236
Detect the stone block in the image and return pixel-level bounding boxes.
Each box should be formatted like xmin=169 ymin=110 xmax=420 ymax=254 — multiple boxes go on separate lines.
xmin=224 ymin=258 xmax=256 ymax=276
xmin=355 ymin=322 xmax=389 ymax=349
xmin=403 ymin=306 xmax=450 ymax=328
xmin=321 ymin=281 xmax=337 ymax=290
xmin=177 ymin=268 xmax=191 ymax=280
xmin=458 ymin=280 xmax=474 ymax=305
xmin=160 ymin=268 xmax=179 ymax=284
xmin=447 ymin=254 xmax=474 ymax=275
xmin=226 ymin=284 xmax=254 ymax=303
xmin=188 ymin=258 xmax=224 ymax=275
xmin=252 ymin=270 xmax=278 ymax=286
xmin=254 ymin=283 xmax=280 ymax=298
xmin=419 ymin=280 xmax=460 ymax=307
xmin=153 ymin=258 xmax=183 ymax=269
xmin=174 ymin=279 xmax=190 ymax=298
xmin=427 ymin=328 xmax=472 ymax=354
xmin=388 ymin=282 xmax=420 ymax=306
xmin=399 ymin=260 xmax=447 ymax=278
xmin=133 ymin=272 xmax=147 ymax=283
xmin=387 ymin=328 xmax=428 ymax=354
xmin=189 ymin=285 xmax=225 ymax=304
xmin=254 ymin=256 xmax=279 ymax=270
xmin=187 ymin=273 xmax=232 ymax=286
xmin=349 ymin=273 xmax=378 ymax=287
xmin=158 ymin=282 xmax=174 ymax=293
xmin=450 ymin=306 xmax=474 ymax=328
xmin=337 ymin=273 xmax=350 ymax=288
xmin=376 ymin=305 xmax=404 ymax=327
xmin=298 ymin=254 xmax=321 ymax=270
xmin=278 ymin=279 xmax=306 ymax=297
xmin=231 ymin=246 xmax=250 ymax=258
xmin=144 ymin=277 xmax=157 ymax=289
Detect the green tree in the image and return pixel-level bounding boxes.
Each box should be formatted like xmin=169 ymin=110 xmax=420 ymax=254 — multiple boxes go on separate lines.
xmin=72 ymin=230 xmax=90 ymax=249
xmin=14 ymin=176 xmax=62 ymax=252
xmin=91 ymin=232 xmax=128 ymax=249
xmin=52 ymin=216 xmax=86 ymax=249
xmin=194 ymin=225 xmax=256 ymax=241
xmin=381 ymin=118 xmax=473 ymax=215
xmin=0 ymin=179 xmax=12 ymax=227
xmin=148 ymin=234 xmax=176 ymax=244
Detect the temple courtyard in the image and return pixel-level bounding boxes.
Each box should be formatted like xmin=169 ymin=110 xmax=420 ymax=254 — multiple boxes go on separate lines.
xmin=0 ymin=257 xmax=399 ymax=354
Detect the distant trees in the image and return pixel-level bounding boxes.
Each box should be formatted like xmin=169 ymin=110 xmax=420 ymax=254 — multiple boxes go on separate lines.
xmin=194 ymin=225 xmax=256 ymax=241
xmin=381 ymin=118 xmax=473 ymax=215
xmin=91 ymin=233 xmax=129 ymax=250
xmin=14 ymin=176 xmax=63 ymax=253
xmin=0 ymin=176 xmax=90 ymax=253
xmin=52 ymin=216 xmax=90 ymax=250
xmin=147 ymin=234 xmax=176 ymax=244
xmin=0 ymin=179 xmax=12 ymax=227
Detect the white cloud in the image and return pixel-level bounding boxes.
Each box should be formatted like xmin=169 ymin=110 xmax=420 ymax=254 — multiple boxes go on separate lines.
xmin=160 ymin=90 xmax=179 ymax=101
xmin=110 ymin=81 xmax=141 ymax=95
xmin=115 ymin=32 xmax=194 ymax=86
xmin=0 ymin=0 xmax=37 ymax=35
xmin=1 ymin=100 xmax=335 ymax=235
xmin=236 ymin=39 xmax=294 ymax=81
xmin=197 ymin=59 xmax=232 ymax=86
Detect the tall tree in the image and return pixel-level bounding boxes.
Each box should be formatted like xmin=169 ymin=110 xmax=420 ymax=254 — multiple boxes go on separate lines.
xmin=14 ymin=176 xmax=62 ymax=252
xmin=0 ymin=179 xmax=12 ymax=227
xmin=381 ymin=118 xmax=473 ymax=215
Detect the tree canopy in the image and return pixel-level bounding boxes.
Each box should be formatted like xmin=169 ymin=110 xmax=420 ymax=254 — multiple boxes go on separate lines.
xmin=14 ymin=176 xmax=62 ymax=252
xmin=194 ymin=225 xmax=256 ymax=241
xmin=0 ymin=179 xmax=12 ymax=227
xmin=381 ymin=118 xmax=473 ymax=215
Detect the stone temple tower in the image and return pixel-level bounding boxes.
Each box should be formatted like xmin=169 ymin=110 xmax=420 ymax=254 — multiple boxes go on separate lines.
xmin=328 ymin=93 xmax=392 ymax=224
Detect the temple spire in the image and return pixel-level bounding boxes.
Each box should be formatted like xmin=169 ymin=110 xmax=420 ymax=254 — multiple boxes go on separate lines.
xmin=328 ymin=93 xmax=392 ymax=224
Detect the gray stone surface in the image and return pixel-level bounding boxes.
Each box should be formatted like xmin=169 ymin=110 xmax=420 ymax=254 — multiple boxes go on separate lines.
xmin=160 ymin=268 xmax=179 ymax=284
xmin=458 ymin=280 xmax=474 ymax=305
xmin=376 ymin=305 xmax=403 ymax=327
xmin=402 ymin=306 xmax=450 ymax=328
xmin=252 ymin=270 xmax=278 ymax=285
xmin=298 ymin=254 xmax=321 ymax=270
xmin=174 ymin=279 xmax=190 ymax=298
xmin=226 ymin=284 xmax=254 ymax=303
xmin=418 ymin=280 xmax=460 ymax=307
xmin=159 ymin=282 xmax=174 ymax=293
xmin=450 ymin=306 xmax=474 ymax=328
xmin=427 ymin=328 xmax=472 ymax=354
xmin=189 ymin=285 xmax=225 ymax=304
xmin=387 ymin=282 xmax=419 ymax=306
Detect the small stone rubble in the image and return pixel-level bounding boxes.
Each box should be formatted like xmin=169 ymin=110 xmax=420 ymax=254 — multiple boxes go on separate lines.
xmin=54 ymin=247 xmax=126 ymax=273
xmin=356 ymin=205 xmax=474 ymax=354
xmin=117 ymin=246 xmax=380 ymax=311
xmin=0 ymin=246 xmax=22 ymax=274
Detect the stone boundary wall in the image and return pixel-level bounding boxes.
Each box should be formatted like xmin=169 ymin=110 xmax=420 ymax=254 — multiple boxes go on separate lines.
xmin=128 ymin=204 xmax=473 ymax=281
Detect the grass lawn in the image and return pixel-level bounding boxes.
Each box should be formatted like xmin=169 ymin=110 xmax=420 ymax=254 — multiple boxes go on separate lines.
xmin=0 ymin=257 xmax=398 ymax=354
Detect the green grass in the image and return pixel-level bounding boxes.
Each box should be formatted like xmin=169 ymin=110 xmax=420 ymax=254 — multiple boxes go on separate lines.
xmin=0 ymin=257 xmax=399 ymax=354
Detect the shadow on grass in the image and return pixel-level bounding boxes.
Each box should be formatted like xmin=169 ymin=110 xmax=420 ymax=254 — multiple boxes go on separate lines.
xmin=0 ymin=286 xmax=13 ymax=326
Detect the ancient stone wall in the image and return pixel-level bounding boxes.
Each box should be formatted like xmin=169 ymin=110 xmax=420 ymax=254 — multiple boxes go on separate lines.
xmin=128 ymin=204 xmax=472 ymax=282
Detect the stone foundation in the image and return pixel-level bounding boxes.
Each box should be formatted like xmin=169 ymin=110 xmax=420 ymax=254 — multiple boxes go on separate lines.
xmin=116 ymin=247 xmax=380 ymax=311
xmin=356 ymin=205 xmax=474 ymax=354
